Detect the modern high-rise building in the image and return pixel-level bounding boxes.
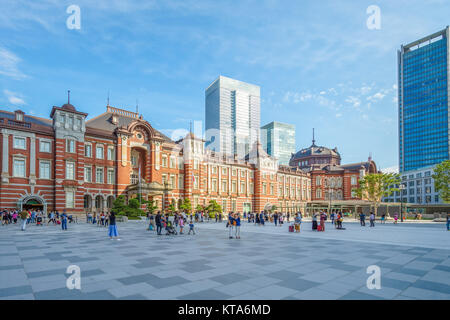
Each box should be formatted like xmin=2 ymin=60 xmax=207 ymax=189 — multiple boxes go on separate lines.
xmin=398 ymin=26 xmax=450 ymax=172
xmin=205 ymin=75 xmax=260 ymax=157
xmin=260 ymin=121 xmax=295 ymax=166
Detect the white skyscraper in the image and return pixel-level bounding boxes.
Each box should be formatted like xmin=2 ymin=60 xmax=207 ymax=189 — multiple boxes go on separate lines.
xmin=205 ymin=76 xmax=260 ymax=157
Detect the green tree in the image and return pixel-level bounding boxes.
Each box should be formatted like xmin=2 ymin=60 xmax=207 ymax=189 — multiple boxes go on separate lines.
xmin=205 ymin=200 xmax=222 ymax=219
xmin=195 ymin=205 xmax=205 ymax=212
xmin=167 ymin=200 xmax=176 ymax=214
xmin=112 ymin=195 xmax=126 ymax=214
xmin=206 ymin=200 xmax=222 ymax=213
xmin=353 ymin=173 xmax=401 ymax=217
xmin=179 ymin=198 xmax=192 ymax=213
xmin=432 ymin=160 xmax=450 ymax=203
xmin=146 ymin=200 xmax=158 ymax=214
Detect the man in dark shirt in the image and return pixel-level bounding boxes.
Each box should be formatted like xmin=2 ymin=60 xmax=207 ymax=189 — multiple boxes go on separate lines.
xmin=155 ymin=212 xmax=162 ymax=235
xmin=359 ymin=212 xmax=366 ymax=226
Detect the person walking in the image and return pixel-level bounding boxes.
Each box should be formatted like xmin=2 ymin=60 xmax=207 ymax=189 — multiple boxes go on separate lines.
xmin=179 ymin=213 xmax=185 ymax=234
xmin=312 ymin=213 xmax=318 ymax=231
xmin=188 ymin=220 xmax=195 ymax=235
xmin=393 ymin=213 xmax=398 ymax=224
xmin=359 ymin=212 xmax=366 ymax=226
xmin=369 ymin=212 xmax=376 ymax=227
xmin=446 ymin=213 xmax=449 ymax=231
xmin=108 ymin=212 xmax=120 ymax=240
xmin=294 ymin=213 xmax=302 ymax=233
xmin=155 ymin=211 xmax=162 ymax=235
xmin=319 ymin=212 xmax=326 ymax=232
xmin=381 ymin=213 xmax=386 ymax=224
xmin=260 ymin=211 xmax=265 ymax=226
xmin=61 ymin=211 xmax=68 ymax=231
xmin=19 ymin=209 xmax=28 ymax=231
xmin=234 ymin=213 xmax=241 ymax=239
xmin=228 ymin=213 xmax=235 ymax=239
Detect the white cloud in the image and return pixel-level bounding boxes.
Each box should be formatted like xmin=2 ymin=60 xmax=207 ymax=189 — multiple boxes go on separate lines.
xmin=0 ymin=48 xmax=27 ymax=80
xmin=345 ymin=96 xmax=361 ymax=109
xmin=367 ymin=92 xmax=386 ymax=101
xmin=3 ymin=89 xmax=26 ymax=105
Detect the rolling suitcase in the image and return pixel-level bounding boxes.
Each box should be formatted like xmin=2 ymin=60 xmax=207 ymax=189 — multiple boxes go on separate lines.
xmin=289 ymin=225 xmax=294 ymax=232
xmin=317 ymin=225 xmax=322 ymax=231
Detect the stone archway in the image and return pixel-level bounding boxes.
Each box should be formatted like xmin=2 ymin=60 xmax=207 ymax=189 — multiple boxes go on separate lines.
xmin=107 ymin=195 xmax=115 ymax=209
xmin=18 ymin=194 xmax=47 ymax=213
xmin=94 ymin=194 xmax=105 ymax=212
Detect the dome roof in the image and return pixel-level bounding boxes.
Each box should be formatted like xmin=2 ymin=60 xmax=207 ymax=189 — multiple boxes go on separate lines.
xmin=61 ymin=103 xmax=76 ymax=111
xmin=291 ymin=143 xmax=340 ymax=160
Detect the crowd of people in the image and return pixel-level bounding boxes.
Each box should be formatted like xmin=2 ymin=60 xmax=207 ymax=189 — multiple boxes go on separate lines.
xmin=0 ymin=208 xmax=75 ymax=231
xmin=3 ymin=207 xmax=449 ymax=239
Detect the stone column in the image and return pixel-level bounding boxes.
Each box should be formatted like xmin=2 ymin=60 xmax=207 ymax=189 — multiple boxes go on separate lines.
xmin=2 ymin=132 xmax=9 ymax=183
xmin=29 ymin=137 xmax=36 ymax=184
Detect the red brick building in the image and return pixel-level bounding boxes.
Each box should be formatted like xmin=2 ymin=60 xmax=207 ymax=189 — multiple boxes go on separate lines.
xmin=0 ymin=104 xmax=312 ymax=214
xmin=289 ymin=139 xmax=378 ymax=202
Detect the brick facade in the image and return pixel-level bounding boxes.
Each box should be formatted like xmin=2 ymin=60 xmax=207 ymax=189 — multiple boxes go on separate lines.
xmin=0 ymin=105 xmax=314 ymax=214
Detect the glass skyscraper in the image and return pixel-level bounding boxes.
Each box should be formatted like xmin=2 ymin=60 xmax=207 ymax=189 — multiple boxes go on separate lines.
xmin=261 ymin=121 xmax=296 ymax=166
xmin=205 ymin=76 xmax=260 ymax=157
xmin=398 ymin=26 xmax=450 ymax=172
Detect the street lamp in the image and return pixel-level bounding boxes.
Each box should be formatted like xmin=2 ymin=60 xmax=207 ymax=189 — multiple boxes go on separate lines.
xmin=399 ymin=183 xmax=406 ymax=222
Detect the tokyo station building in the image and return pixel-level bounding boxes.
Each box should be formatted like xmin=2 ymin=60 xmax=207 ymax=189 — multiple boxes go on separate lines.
xmin=0 ymin=102 xmax=377 ymax=215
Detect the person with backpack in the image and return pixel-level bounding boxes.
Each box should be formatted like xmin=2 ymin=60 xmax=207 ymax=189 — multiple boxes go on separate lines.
xmin=19 ymin=209 xmax=28 ymax=231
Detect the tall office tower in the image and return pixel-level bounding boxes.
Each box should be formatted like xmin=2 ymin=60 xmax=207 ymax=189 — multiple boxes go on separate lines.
xmin=205 ymin=76 xmax=260 ymax=157
xmin=260 ymin=121 xmax=296 ymax=166
xmin=398 ymin=26 xmax=450 ymax=172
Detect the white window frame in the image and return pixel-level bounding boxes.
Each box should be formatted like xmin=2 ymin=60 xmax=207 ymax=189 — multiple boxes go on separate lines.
xmin=39 ymin=140 xmax=51 ymax=153
xmin=107 ymin=146 xmax=115 ymax=161
xmin=39 ymin=160 xmax=51 ymax=179
xmin=66 ymin=190 xmax=75 ymax=209
xmin=107 ymin=168 xmax=115 ymax=184
xmin=84 ymin=166 xmax=92 ymax=183
xmin=13 ymin=157 xmax=26 ymax=177
xmin=85 ymin=143 xmax=92 ymax=158
xmin=96 ymin=144 xmax=104 ymax=159
xmin=66 ymin=139 xmax=76 ymax=153
xmin=13 ymin=136 xmax=26 ymax=150
xmin=96 ymin=167 xmax=104 ymax=183
xmin=66 ymin=161 xmax=75 ymax=180
xmin=162 ymin=155 xmax=168 ymax=168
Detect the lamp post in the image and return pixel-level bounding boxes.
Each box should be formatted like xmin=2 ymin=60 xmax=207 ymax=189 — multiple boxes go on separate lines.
xmin=399 ymin=183 xmax=406 ymax=222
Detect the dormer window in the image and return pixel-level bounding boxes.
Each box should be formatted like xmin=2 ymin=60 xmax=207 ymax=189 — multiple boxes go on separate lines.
xmin=112 ymin=115 xmax=118 ymax=125
xmin=15 ymin=111 xmax=24 ymax=121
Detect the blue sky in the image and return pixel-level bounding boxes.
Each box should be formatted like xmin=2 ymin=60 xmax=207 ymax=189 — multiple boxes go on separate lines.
xmin=0 ymin=0 xmax=449 ymax=170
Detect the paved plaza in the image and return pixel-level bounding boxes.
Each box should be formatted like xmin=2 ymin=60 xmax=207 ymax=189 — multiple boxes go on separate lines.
xmin=0 ymin=219 xmax=449 ymax=300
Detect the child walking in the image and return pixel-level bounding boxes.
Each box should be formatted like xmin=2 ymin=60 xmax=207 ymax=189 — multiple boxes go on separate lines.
xmin=188 ymin=220 xmax=195 ymax=235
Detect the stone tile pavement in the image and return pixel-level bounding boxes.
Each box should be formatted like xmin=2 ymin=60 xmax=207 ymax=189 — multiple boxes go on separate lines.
xmin=0 ymin=219 xmax=449 ymax=300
